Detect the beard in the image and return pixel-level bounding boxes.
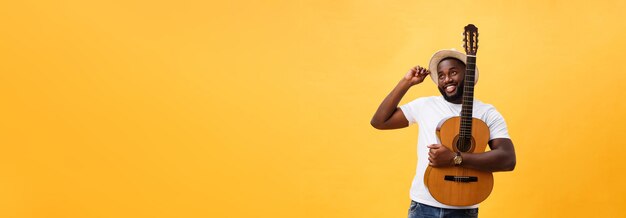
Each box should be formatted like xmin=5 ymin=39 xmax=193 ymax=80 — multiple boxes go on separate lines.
xmin=438 ymin=80 xmax=465 ymax=103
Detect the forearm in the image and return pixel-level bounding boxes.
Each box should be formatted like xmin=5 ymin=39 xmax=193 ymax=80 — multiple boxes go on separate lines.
xmin=370 ymin=79 xmax=412 ymax=127
xmin=460 ymin=148 xmax=516 ymax=172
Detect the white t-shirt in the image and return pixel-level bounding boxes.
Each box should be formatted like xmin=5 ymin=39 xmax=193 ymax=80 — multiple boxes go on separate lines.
xmin=399 ymin=96 xmax=510 ymax=209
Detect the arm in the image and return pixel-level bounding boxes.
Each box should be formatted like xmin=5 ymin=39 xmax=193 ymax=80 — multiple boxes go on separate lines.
xmin=370 ymin=66 xmax=430 ymax=130
xmin=459 ymin=138 xmax=516 ymax=172
xmin=427 ymin=138 xmax=516 ymax=172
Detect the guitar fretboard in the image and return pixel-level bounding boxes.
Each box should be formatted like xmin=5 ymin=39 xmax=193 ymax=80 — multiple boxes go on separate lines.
xmin=459 ymin=55 xmax=476 ymax=146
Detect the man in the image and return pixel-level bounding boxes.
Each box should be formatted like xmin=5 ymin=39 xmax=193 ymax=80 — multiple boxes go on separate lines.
xmin=370 ymin=49 xmax=516 ymax=218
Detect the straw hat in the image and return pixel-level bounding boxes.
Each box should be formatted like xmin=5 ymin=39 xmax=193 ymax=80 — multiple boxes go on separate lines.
xmin=428 ymin=49 xmax=479 ymax=85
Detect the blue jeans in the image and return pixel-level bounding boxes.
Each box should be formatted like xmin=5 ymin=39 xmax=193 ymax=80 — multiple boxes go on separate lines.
xmin=408 ymin=200 xmax=478 ymax=218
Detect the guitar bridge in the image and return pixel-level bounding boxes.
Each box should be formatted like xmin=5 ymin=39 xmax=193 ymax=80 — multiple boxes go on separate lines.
xmin=444 ymin=175 xmax=478 ymax=183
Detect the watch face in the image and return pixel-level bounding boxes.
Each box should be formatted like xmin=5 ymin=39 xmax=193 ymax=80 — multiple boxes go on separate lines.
xmin=454 ymin=156 xmax=462 ymax=165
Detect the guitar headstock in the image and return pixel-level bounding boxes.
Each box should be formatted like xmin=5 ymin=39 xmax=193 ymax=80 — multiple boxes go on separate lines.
xmin=463 ymin=24 xmax=479 ymax=55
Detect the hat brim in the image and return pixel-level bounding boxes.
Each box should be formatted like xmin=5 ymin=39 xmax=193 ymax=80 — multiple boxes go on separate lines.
xmin=428 ymin=49 xmax=479 ymax=86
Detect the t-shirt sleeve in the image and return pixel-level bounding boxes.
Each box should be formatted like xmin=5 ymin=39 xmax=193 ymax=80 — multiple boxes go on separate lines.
xmin=399 ymin=98 xmax=424 ymax=125
xmin=485 ymin=108 xmax=510 ymax=140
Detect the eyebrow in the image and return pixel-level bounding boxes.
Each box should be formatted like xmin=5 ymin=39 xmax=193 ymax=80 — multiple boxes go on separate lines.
xmin=438 ymin=67 xmax=458 ymax=74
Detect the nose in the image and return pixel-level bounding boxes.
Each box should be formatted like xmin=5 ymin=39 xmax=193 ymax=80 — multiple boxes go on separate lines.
xmin=443 ymin=74 xmax=453 ymax=83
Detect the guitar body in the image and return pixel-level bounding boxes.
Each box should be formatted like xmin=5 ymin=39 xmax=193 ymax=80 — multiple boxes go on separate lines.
xmin=424 ymin=116 xmax=493 ymax=206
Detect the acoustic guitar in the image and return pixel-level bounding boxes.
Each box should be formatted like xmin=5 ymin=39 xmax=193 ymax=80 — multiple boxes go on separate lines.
xmin=423 ymin=24 xmax=493 ymax=206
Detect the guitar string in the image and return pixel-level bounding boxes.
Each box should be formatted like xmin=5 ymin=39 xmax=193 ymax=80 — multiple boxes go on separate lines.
xmin=460 ymin=55 xmax=476 ymax=180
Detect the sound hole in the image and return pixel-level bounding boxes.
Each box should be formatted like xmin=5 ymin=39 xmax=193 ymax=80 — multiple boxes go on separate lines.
xmin=455 ymin=136 xmax=474 ymax=152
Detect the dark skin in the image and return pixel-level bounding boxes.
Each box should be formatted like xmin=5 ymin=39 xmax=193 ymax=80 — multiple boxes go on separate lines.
xmin=370 ymin=59 xmax=516 ymax=172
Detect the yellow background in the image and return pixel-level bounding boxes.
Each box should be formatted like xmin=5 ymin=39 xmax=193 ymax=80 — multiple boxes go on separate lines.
xmin=1 ymin=0 xmax=625 ymax=217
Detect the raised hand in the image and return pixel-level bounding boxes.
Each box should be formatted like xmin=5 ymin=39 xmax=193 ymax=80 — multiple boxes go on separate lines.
xmin=403 ymin=65 xmax=430 ymax=86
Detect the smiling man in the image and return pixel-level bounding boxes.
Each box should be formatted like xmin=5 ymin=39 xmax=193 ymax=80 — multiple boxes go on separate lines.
xmin=370 ymin=49 xmax=516 ymax=218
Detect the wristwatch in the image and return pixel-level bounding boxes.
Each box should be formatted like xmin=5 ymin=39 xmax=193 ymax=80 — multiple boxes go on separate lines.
xmin=453 ymin=152 xmax=463 ymax=166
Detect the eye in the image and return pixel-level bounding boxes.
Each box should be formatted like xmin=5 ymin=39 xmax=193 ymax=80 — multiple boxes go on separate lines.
xmin=451 ymin=71 xmax=457 ymax=76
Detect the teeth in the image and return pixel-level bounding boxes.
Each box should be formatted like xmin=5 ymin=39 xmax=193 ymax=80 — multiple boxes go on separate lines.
xmin=446 ymin=85 xmax=456 ymax=92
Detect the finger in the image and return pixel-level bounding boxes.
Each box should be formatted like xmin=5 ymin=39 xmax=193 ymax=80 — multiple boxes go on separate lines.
xmin=423 ymin=69 xmax=431 ymax=77
xmin=419 ymin=67 xmax=426 ymax=75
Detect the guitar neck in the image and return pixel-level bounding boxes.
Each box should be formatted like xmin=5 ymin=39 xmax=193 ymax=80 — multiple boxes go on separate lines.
xmin=459 ymin=55 xmax=476 ymax=139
